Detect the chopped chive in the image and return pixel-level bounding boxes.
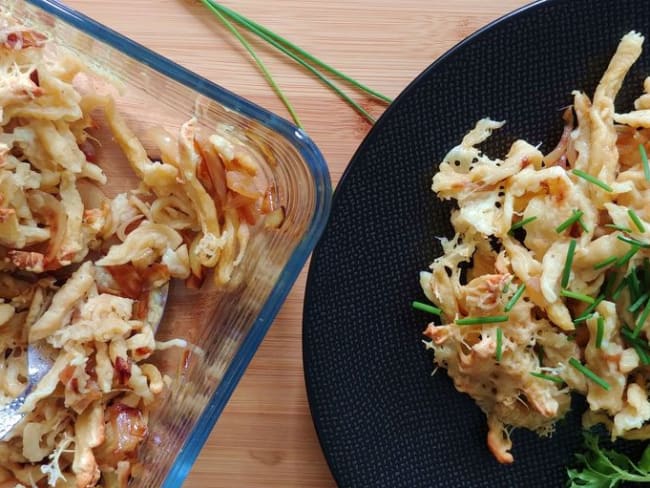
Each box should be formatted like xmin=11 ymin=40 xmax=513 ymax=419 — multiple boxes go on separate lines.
xmin=574 ymin=295 xmax=605 ymax=324
xmin=621 ymin=324 xmax=644 ymax=347
xmin=502 ymin=278 xmax=512 ymax=294
xmin=635 ymin=343 xmax=650 ymax=365
xmin=628 ymin=209 xmax=646 ymax=233
xmin=568 ymin=357 xmax=610 ymax=390
xmin=617 ymin=245 xmax=641 ymax=267
xmin=572 ymin=169 xmax=613 ymax=192
xmin=202 ymin=0 xmax=389 ymax=124
xmin=612 ymin=275 xmax=629 ymax=300
xmin=633 ymin=297 xmax=650 ymax=338
xmin=640 ymin=144 xmax=650 ymax=182
xmin=530 ymin=372 xmax=564 ymax=384
xmin=595 ymin=315 xmax=605 ymax=348
xmin=617 ymin=235 xmax=650 ymax=249
xmin=561 ymin=289 xmax=596 ymax=304
xmin=621 ymin=327 xmax=650 ymax=365
xmin=573 ymin=313 xmax=595 ymax=324
xmin=509 ymin=216 xmax=538 ymax=235
xmin=504 ymin=283 xmax=526 ymax=312
xmin=604 ymin=271 xmax=618 ymax=298
xmin=412 ymin=301 xmax=442 ymax=316
xmin=455 ymin=315 xmax=509 ymax=326
xmin=644 ymin=258 xmax=650 ymax=288
xmin=628 ymin=293 xmax=649 ymax=313
xmin=577 ymin=216 xmax=589 ymax=233
xmin=594 ymin=256 xmax=618 ymax=270
xmin=606 ymin=223 xmax=633 ymax=233
xmin=495 ymin=327 xmax=503 ymax=362
xmin=562 ymin=239 xmax=577 ymax=288
xmin=629 ymin=270 xmax=641 ymax=301
xmin=555 ymin=210 xmax=584 ymax=234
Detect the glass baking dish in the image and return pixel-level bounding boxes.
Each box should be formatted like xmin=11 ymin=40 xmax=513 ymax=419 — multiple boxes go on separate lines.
xmin=1 ymin=0 xmax=331 ymax=486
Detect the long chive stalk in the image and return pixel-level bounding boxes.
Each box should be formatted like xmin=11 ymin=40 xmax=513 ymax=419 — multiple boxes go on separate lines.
xmin=199 ymin=0 xmax=303 ymax=127
xmin=208 ymin=1 xmax=392 ymax=103
xmin=205 ymin=0 xmax=386 ymax=123
xmin=504 ymin=283 xmax=526 ymax=312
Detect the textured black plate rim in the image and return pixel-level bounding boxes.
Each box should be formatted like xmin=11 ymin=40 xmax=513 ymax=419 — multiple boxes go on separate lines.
xmin=302 ymin=0 xmax=551 ymax=484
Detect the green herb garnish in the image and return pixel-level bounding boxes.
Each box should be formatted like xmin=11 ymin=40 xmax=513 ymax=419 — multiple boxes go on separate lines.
xmin=606 ymin=223 xmax=633 ymax=232
xmin=504 ymin=283 xmax=526 ymax=312
xmin=509 ymin=216 xmax=537 ymax=235
xmin=556 ymin=210 xmax=585 ymax=234
xmin=617 ymin=244 xmax=641 ymax=267
xmin=572 ymin=169 xmax=614 ymax=192
xmin=200 ymin=1 xmax=303 ymax=127
xmin=617 ymin=235 xmax=650 ymax=249
xmin=495 ymin=327 xmax=503 ymax=362
xmin=562 ymin=239 xmax=577 ymax=288
xmin=593 ymin=256 xmax=618 ymax=270
xmin=628 ymin=293 xmax=649 ymax=313
xmin=201 ymin=0 xmax=391 ymax=125
xmin=641 ymin=143 xmax=650 ymax=182
xmin=455 ymin=315 xmax=509 ymax=326
xmin=612 ymin=275 xmax=629 ymax=301
xmin=635 ymin=343 xmax=650 ymax=365
xmin=573 ymin=313 xmax=595 ymax=325
xmin=411 ymin=301 xmax=442 ymax=316
xmin=530 ymin=372 xmax=564 ymax=384
xmin=568 ymin=357 xmax=610 ymax=390
xmin=604 ymin=271 xmax=619 ymax=298
xmin=628 ymin=270 xmax=641 ymax=301
xmin=561 ymin=289 xmax=596 ymax=304
xmin=595 ymin=315 xmax=605 ymax=349
xmin=574 ymin=295 xmax=605 ymax=324
xmin=633 ymin=298 xmax=650 ymax=338
xmin=628 ymin=208 xmax=646 ymax=233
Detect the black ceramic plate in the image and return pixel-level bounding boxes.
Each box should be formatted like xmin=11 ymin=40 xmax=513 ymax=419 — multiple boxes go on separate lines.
xmin=303 ymin=0 xmax=650 ymax=487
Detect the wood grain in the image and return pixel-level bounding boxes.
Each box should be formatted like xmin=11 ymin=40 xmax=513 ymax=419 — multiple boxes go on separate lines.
xmin=62 ymin=1 xmax=529 ymax=486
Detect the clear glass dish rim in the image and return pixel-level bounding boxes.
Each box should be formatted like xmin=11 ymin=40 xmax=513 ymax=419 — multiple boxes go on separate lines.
xmin=20 ymin=0 xmax=332 ymax=485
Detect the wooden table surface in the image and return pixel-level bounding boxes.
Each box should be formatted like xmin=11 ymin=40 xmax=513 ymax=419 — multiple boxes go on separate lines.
xmin=62 ymin=1 xmax=529 ymax=486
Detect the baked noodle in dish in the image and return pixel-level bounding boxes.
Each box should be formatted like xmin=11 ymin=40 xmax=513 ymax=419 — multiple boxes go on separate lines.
xmin=419 ymin=31 xmax=650 ymax=464
xmin=0 ymin=13 xmax=282 ymax=488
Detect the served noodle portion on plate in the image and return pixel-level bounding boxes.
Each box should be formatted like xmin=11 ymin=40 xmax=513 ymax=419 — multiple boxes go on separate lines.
xmin=419 ymin=31 xmax=650 ymax=463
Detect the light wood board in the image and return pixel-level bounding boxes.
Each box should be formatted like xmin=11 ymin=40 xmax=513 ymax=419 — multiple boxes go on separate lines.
xmin=62 ymin=1 xmax=529 ymax=486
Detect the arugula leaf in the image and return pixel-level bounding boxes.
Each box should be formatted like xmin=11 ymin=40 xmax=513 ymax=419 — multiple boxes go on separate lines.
xmin=567 ymin=432 xmax=650 ymax=487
